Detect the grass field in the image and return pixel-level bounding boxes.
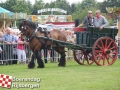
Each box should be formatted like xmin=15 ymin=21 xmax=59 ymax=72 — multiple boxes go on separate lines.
xmin=0 ymin=59 xmax=120 ymax=90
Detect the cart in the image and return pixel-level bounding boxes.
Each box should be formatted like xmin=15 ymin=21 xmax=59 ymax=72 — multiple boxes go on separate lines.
xmin=38 ymin=27 xmax=118 ymax=66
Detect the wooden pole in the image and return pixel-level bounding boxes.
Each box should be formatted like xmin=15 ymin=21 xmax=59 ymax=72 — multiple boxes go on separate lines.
xmin=4 ymin=20 xmax=5 ymax=29
xmin=117 ymin=15 xmax=120 ymax=44
xmin=118 ymin=20 xmax=120 ymax=37
xmin=15 ymin=21 xmax=16 ymax=28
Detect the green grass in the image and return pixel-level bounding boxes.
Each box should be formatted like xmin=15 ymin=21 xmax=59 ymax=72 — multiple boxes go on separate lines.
xmin=0 ymin=59 xmax=120 ymax=90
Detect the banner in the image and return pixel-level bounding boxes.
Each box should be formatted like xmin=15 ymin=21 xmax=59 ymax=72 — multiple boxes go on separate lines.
xmin=38 ymin=8 xmax=67 ymax=14
xmin=27 ymin=15 xmax=72 ymax=23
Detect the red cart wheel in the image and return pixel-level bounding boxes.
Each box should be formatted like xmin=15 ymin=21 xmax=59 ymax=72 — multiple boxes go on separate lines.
xmin=92 ymin=37 xmax=118 ymax=66
xmin=73 ymin=50 xmax=94 ymax=65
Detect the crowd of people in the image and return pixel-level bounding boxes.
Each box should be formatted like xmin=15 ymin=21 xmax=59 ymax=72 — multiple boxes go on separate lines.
xmin=0 ymin=27 xmax=28 ymax=65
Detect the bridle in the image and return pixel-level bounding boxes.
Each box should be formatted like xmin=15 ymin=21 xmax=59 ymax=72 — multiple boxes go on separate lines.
xmin=20 ymin=25 xmax=36 ymax=42
xmin=20 ymin=23 xmax=51 ymax=49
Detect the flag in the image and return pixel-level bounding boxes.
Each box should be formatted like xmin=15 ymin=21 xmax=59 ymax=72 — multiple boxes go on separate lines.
xmin=0 ymin=74 xmax=12 ymax=88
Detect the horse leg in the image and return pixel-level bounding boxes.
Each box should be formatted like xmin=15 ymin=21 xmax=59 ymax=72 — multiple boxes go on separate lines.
xmin=54 ymin=47 xmax=66 ymax=67
xmin=58 ymin=52 xmax=66 ymax=67
xmin=28 ymin=53 xmax=35 ymax=69
xmin=36 ymin=50 xmax=45 ymax=68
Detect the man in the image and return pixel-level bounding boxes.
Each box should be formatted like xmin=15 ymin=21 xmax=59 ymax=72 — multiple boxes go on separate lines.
xmin=78 ymin=11 xmax=94 ymax=28
xmin=94 ymin=10 xmax=109 ymax=30
xmin=11 ymin=30 xmax=19 ymax=64
xmin=2 ymin=27 xmax=14 ymax=65
xmin=0 ymin=32 xmax=4 ymax=64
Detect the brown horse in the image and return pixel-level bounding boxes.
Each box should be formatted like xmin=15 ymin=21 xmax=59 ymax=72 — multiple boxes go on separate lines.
xmin=19 ymin=20 xmax=67 ymax=68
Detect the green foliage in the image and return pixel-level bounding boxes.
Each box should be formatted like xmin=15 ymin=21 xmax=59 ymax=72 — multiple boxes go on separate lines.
xmin=54 ymin=0 xmax=71 ymax=14
xmin=32 ymin=0 xmax=45 ymax=15
xmin=0 ymin=0 xmax=32 ymax=14
xmin=12 ymin=0 xmax=31 ymax=14
xmin=100 ymin=0 xmax=120 ymax=13
xmin=0 ymin=0 xmax=119 ymax=25
xmin=81 ymin=0 xmax=97 ymax=10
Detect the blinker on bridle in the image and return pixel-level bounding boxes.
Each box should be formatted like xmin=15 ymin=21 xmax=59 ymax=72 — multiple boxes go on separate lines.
xmin=21 ymin=26 xmax=27 ymax=31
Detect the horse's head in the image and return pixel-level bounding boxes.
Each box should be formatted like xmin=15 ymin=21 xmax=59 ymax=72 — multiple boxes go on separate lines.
xmin=19 ymin=20 xmax=37 ymax=41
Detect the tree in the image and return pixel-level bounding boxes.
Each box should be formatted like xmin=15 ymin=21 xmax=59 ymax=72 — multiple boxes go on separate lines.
xmin=26 ymin=0 xmax=33 ymax=14
xmin=71 ymin=0 xmax=101 ymax=23
xmin=100 ymin=0 xmax=120 ymax=13
xmin=0 ymin=0 xmax=32 ymax=14
xmin=32 ymin=0 xmax=44 ymax=15
xmin=0 ymin=0 xmax=18 ymax=12
xmin=70 ymin=3 xmax=76 ymax=13
xmin=12 ymin=0 xmax=31 ymax=14
xmin=81 ymin=0 xmax=97 ymax=10
xmin=54 ymin=0 xmax=71 ymax=14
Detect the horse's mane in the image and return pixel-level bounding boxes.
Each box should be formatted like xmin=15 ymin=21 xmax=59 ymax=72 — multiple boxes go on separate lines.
xmin=19 ymin=20 xmax=37 ymax=30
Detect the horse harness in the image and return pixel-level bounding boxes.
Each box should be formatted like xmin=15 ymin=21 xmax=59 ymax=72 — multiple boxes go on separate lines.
xmin=21 ymin=25 xmax=35 ymax=42
xmin=36 ymin=27 xmax=52 ymax=48
xmin=21 ymin=25 xmax=52 ymax=49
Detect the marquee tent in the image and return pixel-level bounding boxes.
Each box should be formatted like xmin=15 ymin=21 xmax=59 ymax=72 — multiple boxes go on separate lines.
xmin=0 ymin=7 xmax=27 ymax=30
xmin=0 ymin=6 xmax=10 ymax=13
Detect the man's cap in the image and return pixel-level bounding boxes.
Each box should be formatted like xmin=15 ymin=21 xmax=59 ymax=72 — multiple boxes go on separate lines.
xmin=95 ymin=10 xmax=101 ymax=13
xmin=88 ymin=11 xmax=92 ymax=14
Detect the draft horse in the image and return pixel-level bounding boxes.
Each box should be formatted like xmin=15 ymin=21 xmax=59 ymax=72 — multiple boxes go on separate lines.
xmin=19 ymin=20 xmax=67 ymax=68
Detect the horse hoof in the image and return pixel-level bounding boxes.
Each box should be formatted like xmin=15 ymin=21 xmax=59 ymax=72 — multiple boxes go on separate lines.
xmin=58 ymin=64 xmax=66 ymax=67
xmin=37 ymin=66 xmax=44 ymax=68
xmin=58 ymin=65 xmax=65 ymax=67
xmin=28 ymin=62 xmax=35 ymax=69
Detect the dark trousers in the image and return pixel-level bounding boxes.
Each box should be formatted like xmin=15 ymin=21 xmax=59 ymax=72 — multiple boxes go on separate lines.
xmin=38 ymin=49 xmax=48 ymax=63
xmin=50 ymin=49 xmax=54 ymax=61
xmin=12 ymin=54 xmax=18 ymax=64
xmin=44 ymin=49 xmax=48 ymax=63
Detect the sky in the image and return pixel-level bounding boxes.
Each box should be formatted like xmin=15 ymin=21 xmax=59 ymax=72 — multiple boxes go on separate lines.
xmin=0 ymin=0 xmax=104 ymax=4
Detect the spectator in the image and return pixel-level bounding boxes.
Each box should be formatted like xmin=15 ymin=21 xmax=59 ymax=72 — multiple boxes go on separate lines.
xmin=2 ymin=28 xmax=7 ymax=34
xmin=0 ymin=46 xmax=3 ymax=64
xmin=11 ymin=30 xmax=19 ymax=64
xmin=0 ymin=32 xmax=4 ymax=64
xmin=38 ymin=49 xmax=48 ymax=63
xmin=66 ymin=30 xmax=75 ymax=43
xmin=2 ymin=27 xmax=14 ymax=65
xmin=50 ymin=48 xmax=54 ymax=62
xmin=71 ymin=30 xmax=76 ymax=43
xmin=0 ymin=32 xmax=3 ymax=42
xmin=55 ymin=17 xmax=60 ymax=22
xmin=94 ymin=10 xmax=109 ymax=30
xmin=78 ymin=11 xmax=94 ymax=28
xmin=66 ymin=30 xmax=71 ymax=42
xmin=17 ymin=34 xmax=27 ymax=64
xmin=65 ymin=30 xmax=73 ymax=60
xmin=50 ymin=48 xmax=59 ymax=63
